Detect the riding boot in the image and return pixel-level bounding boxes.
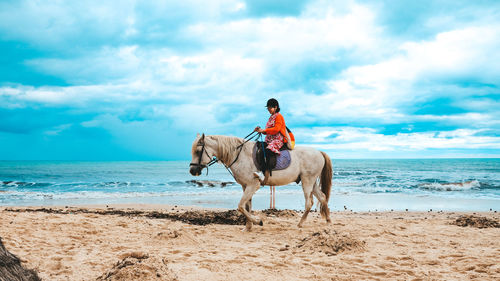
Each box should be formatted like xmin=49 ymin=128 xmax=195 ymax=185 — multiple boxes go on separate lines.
xmin=262 ymin=170 xmax=270 ymax=185
xmin=253 ymin=171 xmax=265 ymax=183
xmin=253 ymin=170 xmax=270 ymax=185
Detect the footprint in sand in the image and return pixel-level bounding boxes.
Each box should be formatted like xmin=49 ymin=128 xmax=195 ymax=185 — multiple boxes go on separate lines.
xmin=425 ymin=260 xmax=440 ymax=265
xmin=271 ymin=261 xmax=287 ymax=267
xmin=376 ymin=262 xmax=397 ymax=270
xmin=243 ymin=253 xmax=258 ymax=258
xmin=371 ymin=271 xmax=387 ymax=277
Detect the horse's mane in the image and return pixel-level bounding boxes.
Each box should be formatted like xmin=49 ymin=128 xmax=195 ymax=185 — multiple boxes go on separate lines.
xmin=209 ymin=135 xmax=245 ymax=164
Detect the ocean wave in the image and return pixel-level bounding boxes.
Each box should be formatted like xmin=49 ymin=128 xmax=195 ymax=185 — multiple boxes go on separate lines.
xmin=0 ymin=181 xmax=150 ymax=190
xmin=0 ymin=189 xmax=245 ymax=201
xmin=1 ymin=181 xmax=51 ymax=188
xmin=335 ymin=171 xmax=365 ymax=176
xmin=419 ymin=180 xmax=481 ymax=191
xmin=184 ymin=180 xmax=236 ymax=187
xmin=478 ymin=182 xmax=500 ymax=190
xmin=1 ymin=180 xmax=238 ymax=190
xmin=334 ymin=170 xmax=383 ymax=176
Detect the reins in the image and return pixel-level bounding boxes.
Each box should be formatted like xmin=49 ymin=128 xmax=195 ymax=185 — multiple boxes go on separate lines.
xmin=222 ymin=131 xmax=261 ymax=178
xmin=228 ymin=131 xmax=260 ymax=168
xmin=224 ymin=131 xmax=262 ymax=177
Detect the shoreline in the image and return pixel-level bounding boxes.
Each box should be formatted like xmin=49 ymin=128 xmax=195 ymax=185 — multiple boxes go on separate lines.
xmin=1 ymin=205 xmax=499 ymax=280
xmin=2 ymin=191 xmax=499 ymax=212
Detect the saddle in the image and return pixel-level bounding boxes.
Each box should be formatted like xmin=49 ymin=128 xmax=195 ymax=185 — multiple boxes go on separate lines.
xmin=253 ymin=142 xmax=290 ymax=172
xmin=252 ymin=142 xmax=295 ymax=185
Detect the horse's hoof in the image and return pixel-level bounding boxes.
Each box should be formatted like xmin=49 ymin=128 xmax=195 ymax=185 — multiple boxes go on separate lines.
xmin=258 ymin=220 xmax=263 ymax=226
xmin=242 ymin=226 xmax=252 ymax=232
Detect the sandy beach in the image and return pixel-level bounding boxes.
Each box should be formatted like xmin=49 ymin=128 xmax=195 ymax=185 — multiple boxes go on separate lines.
xmin=0 ymin=205 xmax=499 ymax=281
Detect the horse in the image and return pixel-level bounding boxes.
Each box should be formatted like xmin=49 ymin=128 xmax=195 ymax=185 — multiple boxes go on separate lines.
xmin=189 ymin=134 xmax=333 ymax=231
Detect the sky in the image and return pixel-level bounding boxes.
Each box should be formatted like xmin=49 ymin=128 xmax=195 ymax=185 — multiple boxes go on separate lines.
xmin=0 ymin=0 xmax=499 ymax=160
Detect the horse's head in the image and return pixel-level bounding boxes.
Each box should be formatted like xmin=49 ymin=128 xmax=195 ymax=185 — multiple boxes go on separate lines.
xmin=189 ymin=133 xmax=217 ymax=176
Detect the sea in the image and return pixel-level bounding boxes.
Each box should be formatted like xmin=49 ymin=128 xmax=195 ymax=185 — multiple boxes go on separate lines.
xmin=1 ymin=159 xmax=499 ymax=212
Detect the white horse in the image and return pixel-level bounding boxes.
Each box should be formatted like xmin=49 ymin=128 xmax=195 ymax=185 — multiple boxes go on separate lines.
xmin=189 ymin=134 xmax=333 ymax=231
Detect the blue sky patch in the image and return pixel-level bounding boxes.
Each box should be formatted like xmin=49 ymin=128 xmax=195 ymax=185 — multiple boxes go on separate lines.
xmin=0 ymin=0 xmax=499 ymax=159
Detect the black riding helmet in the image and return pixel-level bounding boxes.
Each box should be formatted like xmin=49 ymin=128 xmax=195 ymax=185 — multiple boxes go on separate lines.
xmin=265 ymin=98 xmax=280 ymax=112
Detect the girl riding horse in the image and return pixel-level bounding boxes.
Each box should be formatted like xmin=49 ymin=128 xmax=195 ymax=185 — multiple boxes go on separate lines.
xmin=253 ymin=98 xmax=291 ymax=184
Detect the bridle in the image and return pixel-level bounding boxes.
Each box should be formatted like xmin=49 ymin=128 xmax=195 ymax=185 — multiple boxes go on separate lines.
xmin=189 ymin=138 xmax=218 ymax=175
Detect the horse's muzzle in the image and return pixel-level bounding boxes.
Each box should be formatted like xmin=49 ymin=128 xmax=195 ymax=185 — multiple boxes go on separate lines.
xmin=189 ymin=165 xmax=202 ymax=176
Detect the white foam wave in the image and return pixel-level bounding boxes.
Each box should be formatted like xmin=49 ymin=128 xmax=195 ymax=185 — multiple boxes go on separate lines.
xmin=419 ymin=180 xmax=480 ymax=191
xmin=0 ymin=189 xmax=247 ymax=201
xmin=1 ymin=181 xmax=34 ymax=187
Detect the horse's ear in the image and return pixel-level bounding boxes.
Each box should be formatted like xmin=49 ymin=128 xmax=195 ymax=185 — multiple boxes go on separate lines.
xmin=198 ymin=133 xmax=205 ymax=145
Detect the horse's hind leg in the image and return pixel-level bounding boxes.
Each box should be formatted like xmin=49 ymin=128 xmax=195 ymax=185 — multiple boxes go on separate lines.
xmin=313 ymin=182 xmax=331 ymax=223
xmin=298 ymin=179 xmax=315 ymax=228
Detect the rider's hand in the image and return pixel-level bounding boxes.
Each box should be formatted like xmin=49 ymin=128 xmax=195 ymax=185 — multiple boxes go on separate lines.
xmin=254 ymin=126 xmax=261 ymax=132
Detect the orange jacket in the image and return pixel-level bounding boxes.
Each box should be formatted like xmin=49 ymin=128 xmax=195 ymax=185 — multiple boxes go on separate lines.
xmin=264 ymin=113 xmax=288 ymax=143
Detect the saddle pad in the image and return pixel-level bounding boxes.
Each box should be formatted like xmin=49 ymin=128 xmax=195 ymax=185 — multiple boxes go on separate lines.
xmin=252 ymin=143 xmax=292 ymax=171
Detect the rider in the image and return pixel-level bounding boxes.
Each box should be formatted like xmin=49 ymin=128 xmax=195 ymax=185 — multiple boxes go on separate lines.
xmin=253 ymin=98 xmax=289 ymax=183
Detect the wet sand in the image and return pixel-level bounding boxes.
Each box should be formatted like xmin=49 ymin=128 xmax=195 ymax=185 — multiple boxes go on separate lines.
xmin=0 ymin=205 xmax=499 ymax=280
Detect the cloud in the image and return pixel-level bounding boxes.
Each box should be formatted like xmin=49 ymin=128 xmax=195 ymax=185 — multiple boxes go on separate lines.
xmin=188 ymin=3 xmax=381 ymax=58
xmin=282 ymin=25 xmax=500 ymax=128
xmin=297 ymin=126 xmax=500 ymax=154
xmin=361 ymin=0 xmax=500 ymax=39
xmin=0 ymin=0 xmax=251 ymax=52
xmin=0 ymin=0 xmax=134 ymax=50
xmin=0 ymin=0 xmax=499 ymax=159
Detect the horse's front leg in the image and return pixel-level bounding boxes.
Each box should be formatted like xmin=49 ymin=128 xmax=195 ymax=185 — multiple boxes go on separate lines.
xmin=240 ymin=184 xmax=254 ymax=231
xmin=238 ymin=184 xmax=262 ymax=228
xmin=245 ymin=198 xmax=253 ymax=231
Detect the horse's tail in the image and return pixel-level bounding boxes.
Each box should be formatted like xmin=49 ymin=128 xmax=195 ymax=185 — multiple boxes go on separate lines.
xmin=319 ymin=151 xmax=332 ymax=219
